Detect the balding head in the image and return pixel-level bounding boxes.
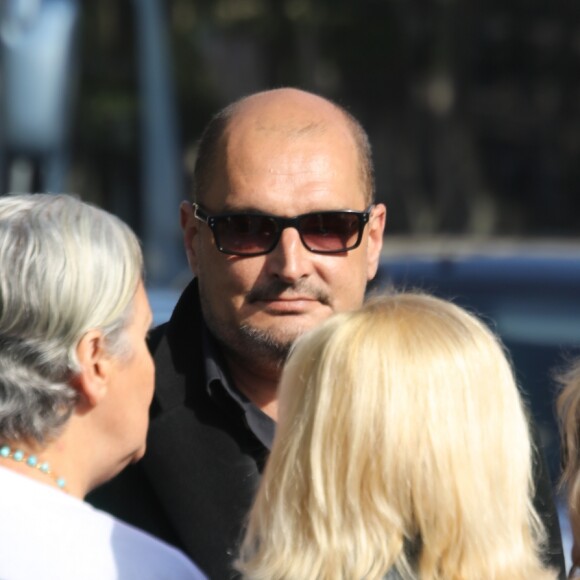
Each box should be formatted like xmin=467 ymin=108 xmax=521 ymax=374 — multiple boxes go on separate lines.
xmin=191 ymin=88 xmax=375 ymax=205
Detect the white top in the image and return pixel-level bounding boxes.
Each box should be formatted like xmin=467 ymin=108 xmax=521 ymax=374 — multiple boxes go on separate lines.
xmin=0 ymin=466 xmax=207 ymax=580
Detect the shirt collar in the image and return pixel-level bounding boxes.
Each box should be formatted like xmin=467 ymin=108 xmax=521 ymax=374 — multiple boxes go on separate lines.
xmin=200 ymin=321 xmax=276 ymax=450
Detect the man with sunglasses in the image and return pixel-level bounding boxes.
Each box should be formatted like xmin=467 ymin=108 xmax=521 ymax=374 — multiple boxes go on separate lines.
xmin=90 ymin=88 xmax=565 ymax=579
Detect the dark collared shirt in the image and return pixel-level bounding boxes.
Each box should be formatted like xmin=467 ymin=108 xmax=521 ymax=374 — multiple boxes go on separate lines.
xmin=201 ymin=321 xmax=276 ymax=450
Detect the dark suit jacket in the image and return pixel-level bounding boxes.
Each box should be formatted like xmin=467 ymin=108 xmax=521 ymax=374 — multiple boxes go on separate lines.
xmin=89 ymin=280 xmax=567 ymax=580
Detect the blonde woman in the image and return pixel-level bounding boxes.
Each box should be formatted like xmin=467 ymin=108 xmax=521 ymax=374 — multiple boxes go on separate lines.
xmin=236 ymin=293 xmax=557 ymax=580
xmin=557 ymin=361 xmax=580 ymax=577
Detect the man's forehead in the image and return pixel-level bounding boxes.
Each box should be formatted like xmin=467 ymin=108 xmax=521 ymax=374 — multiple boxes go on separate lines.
xmin=225 ymin=112 xmax=335 ymax=146
xmin=204 ymin=92 xmax=368 ymax=205
xmin=226 ymin=91 xmax=350 ymax=140
xmin=224 ymin=125 xmax=343 ymax=161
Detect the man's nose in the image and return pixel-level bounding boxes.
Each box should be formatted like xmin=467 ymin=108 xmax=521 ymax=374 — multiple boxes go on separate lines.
xmin=264 ymin=227 xmax=314 ymax=282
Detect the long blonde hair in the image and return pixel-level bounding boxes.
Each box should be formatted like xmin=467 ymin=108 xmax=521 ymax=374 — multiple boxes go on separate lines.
xmin=236 ymin=293 xmax=555 ymax=580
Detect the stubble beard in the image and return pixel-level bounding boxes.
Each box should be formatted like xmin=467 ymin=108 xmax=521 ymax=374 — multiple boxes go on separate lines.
xmin=237 ymin=323 xmax=298 ymax=366
xmin=201 ymin=298 xmax=305 ymax=372
xmin=200 ymin=279 xmax=332 ymax=371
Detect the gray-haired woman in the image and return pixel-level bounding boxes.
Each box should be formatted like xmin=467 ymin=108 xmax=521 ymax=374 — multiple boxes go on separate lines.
xmin=0 ymin=194 xmax=205 ymax=579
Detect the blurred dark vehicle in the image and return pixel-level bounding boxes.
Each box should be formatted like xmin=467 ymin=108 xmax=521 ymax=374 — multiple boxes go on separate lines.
xmin=368 ymin=242 xmax=580 ymax=486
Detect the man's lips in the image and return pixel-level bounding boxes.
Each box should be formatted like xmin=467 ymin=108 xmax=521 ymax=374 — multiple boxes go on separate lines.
xmin=258 ymin=295 xmax=317 ymax=302
xmin=247 ymin=281 xmax=332 ymax=307
xmin=255 ymin=296 xmax=320 ymax=313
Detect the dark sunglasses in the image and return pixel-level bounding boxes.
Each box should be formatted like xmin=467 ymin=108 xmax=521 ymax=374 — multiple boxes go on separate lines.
xmin=192 ymin=203 xmax=374 ymax=257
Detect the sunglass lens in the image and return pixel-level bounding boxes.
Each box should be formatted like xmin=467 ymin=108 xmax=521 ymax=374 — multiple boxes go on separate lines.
xmin=300 ymin=212 xmax=361 ymax=252
xmin=216 ymin=215 xmax=278 ymax=255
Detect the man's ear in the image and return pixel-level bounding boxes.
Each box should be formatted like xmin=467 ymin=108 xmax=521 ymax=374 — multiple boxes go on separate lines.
xmin=180 ymin=201 xmax=200 ymax=275
xmin=72 ymin=330 xmax=110 ymax=408
xmin=366 ymin=203 xmax=386 ymax=281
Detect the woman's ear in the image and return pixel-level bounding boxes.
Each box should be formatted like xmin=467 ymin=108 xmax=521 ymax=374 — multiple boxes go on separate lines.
xmin=72 ymin=330 xmax=111 ymax=407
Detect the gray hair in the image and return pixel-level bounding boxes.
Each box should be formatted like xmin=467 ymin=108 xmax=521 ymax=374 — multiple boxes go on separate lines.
xmin=0 ymin=193 xmax=143 ymax=443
